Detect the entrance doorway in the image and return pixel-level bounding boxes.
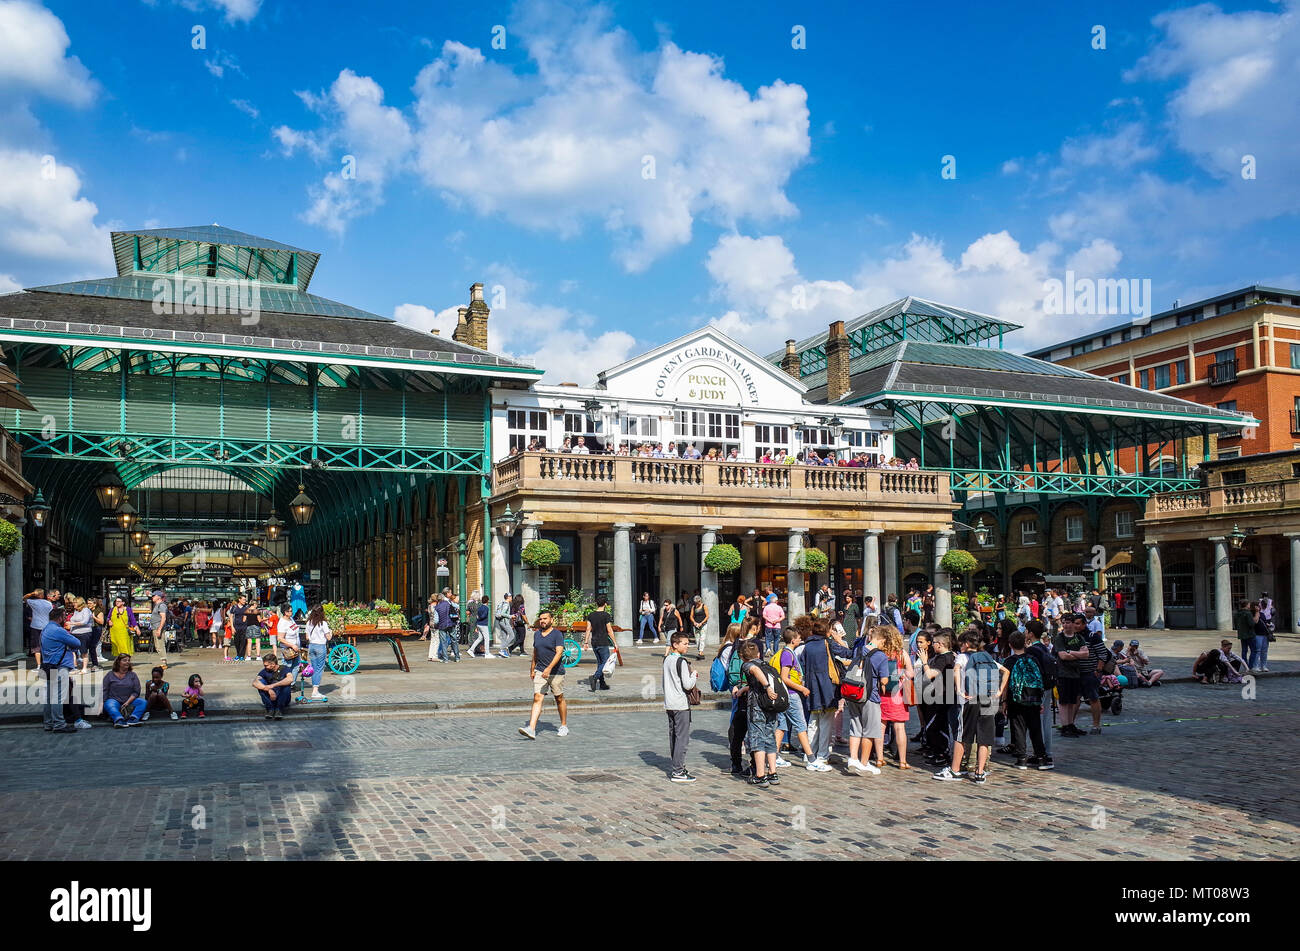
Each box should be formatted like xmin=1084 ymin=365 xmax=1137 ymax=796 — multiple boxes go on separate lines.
xmin=635 ymin=548 xmax=659 ymax=608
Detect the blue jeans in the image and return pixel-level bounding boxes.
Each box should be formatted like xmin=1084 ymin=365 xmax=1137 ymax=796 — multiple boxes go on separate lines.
xmin=1249 ymin=634 xmax=1269 ymax=668
xmin=308 ymin=644 xmax=328 ymax=686
xmin=764 ymin=627 xmax=781 ymax=656
xmin=104 ymin=696 xmax=146 ymax=724
xmin=439 ymin=627 xmax=460 ymax=662
xmin=593 ymin=646 xmax=610 ymax=684
xmin=259 ymin=684 xmax=292 ymax=711
xmin=638 ymin=615 xmax=656 ymax=641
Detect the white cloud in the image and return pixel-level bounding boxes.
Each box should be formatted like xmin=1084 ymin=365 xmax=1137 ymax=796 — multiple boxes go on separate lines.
xmin=397 ymin=264 xmax=636 ymax=381
xmin=0 ymin=274 xmax=21 ymax=294
xmin=1000 ymin=159 xmax=1021 ymax=175
xmin=147 ymin=0 xmax=262 ymax=24
xmin=706 ymin=231 xmax=1125 ymax=353
xmin=1059 ymin=123 xmax=1158 ymax=169
xmin=230 ymin=98 xmax=259 ymax=119
xmin=0 ymin=148 xmax=114 ymax=273
xmin=203 ymin=51 xmax=242 ymax=79
xmin=0 ymin=0 xmax=96 ymax=106
xmin=275 ymin=0 xmax=810 ymax=268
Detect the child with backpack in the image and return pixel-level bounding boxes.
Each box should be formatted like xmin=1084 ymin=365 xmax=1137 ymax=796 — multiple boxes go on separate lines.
xmin=771 ymin=628 xmax=828 ymax=772
xmin=740 ymin=640 xmax=786 ymax=787
xmin=920 ymin=629 xmax=956 ymax=766
xmin=843 ymin=623 xmax=890 ymax=775
xmin=1004 ymin=630 xmax=1052 ymax=769
xmin=933 ymin=632 xmax=1007 ymax=784
xmin=715 ymin=624 xmax=751 ymax=775
xmin=1025 ymin=619 xmax=1057 ymax=764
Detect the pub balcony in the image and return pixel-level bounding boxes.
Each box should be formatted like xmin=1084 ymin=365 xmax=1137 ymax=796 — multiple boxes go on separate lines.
xmin=490 ymin=452 xmax=956 ymax=533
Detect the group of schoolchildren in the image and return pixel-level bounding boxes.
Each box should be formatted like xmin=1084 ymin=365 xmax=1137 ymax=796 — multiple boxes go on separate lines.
xmin=660 ymin=607 xmax=1069 ymax=786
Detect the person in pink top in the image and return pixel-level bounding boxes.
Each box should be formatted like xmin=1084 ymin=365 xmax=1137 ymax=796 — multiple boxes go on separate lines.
xmin=761 ymin=595 xmax=786 ymax=658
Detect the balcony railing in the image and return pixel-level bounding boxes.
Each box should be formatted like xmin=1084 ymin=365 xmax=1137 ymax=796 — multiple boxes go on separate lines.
xmin=493 ymin=452 xmax=950 ymax=504
xmin=1146 ymin=478 xmax=1298 ymax=521
xmin=1208 ymin=358 xmax=1238 ymax=385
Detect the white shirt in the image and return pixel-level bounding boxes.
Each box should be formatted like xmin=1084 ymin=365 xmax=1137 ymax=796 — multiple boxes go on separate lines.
xmin=640 ymin=598 xmax=655 ymax=615
xmin=306 ymin=620 xmax=330 ymax=645
xmin=572 ymin=444 xmax=590 ymax=454
xmin=278 ymin=617 xmax=301 ymax=651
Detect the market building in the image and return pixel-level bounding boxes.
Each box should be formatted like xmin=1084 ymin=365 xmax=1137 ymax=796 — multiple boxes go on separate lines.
xmin=487 ymin=325 xmax=958 ymax=640
xmin=0 ymin=225 xmax=538 ymax=645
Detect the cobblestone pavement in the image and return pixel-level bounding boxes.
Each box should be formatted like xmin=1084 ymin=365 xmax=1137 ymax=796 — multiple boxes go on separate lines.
xmin=2 ymin=674 xmax=1295 ymax=860
xmin=3 ymin=628 xmax=1294 ymax=719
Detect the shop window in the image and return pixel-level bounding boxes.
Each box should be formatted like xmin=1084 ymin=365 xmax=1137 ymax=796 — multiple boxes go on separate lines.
xmin=1065 ymin=515 xmax=1083 ymax=542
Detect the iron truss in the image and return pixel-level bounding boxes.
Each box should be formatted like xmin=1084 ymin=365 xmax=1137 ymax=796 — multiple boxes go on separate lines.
xmin=948 ymin=469 xmax=1199 ymax=497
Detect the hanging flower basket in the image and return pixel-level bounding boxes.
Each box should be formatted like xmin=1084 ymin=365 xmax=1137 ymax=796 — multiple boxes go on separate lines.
xmin=521 ymin=538 xmax=562 ymax=568
xmin=940 ymin=549 xmax=979 ymax=575
xmin=0 ymin=520 xmax=20 ymax=558
xmin=704 ymin=542 xmax=742 ymax=574
xmin=793 ymin=547 xmax=829 ymax=573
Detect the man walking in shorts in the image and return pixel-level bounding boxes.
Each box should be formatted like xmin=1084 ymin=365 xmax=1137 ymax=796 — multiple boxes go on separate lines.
xmin=519 ymin=610 xmax=568 ymax=739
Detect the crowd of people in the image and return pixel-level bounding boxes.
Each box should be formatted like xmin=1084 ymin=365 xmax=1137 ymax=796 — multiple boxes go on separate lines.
xmin=505 ymin=438 xmax=923 ymax=469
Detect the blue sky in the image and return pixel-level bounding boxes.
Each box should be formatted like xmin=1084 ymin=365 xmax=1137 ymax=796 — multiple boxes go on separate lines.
xmin=1 ymin=0 xmax=1297 ymax=376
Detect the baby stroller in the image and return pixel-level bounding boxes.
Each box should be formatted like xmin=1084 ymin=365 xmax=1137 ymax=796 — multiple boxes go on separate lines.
xmin=1098 ymin=672 xmax=1126 ymax=715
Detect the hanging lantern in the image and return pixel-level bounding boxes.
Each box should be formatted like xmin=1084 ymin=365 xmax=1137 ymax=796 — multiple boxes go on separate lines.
xmin=974 ymin=516 xmax=990 ymax=548
xmin=265 ymin=511 xmax=285 ymax=542
xmin=290 ymin=484 xmax=315 ymax=525
xmin=130 ymin=524 xmax=149 ymax=547
xmin=115 ymin=494 xmax=138 ymax=533
xmin=93 ymin=469 xmax=125 ymax=510
xmin=1230 ymin=523 xmax=1247 ymax=550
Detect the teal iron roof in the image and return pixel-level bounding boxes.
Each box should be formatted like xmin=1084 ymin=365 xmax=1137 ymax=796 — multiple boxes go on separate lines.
xmin=26 ymin=274 xmax=390 ymax=322
xmin=111 ymin=226 xmax=321 ymax=291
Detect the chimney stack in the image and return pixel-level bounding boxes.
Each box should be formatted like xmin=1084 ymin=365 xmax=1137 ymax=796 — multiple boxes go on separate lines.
xmin=780 ymin=339 xmax=801 ymax=379
xmin=826 ymin=320 xmax=851 ymax=401
xmin=461 ymin=281 xmax=490 ymax=350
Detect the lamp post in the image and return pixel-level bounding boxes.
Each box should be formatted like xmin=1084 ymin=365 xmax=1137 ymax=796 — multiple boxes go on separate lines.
xmin=495 ymin=504 xmax=525 ymax=539
xmin=26 ymin=489 xmax=50 ymax=529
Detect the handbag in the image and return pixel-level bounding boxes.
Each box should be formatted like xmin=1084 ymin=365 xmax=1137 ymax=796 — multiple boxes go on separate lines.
xmin=602 ymin=651 xmax=618 ymax=678
xmin=840 ymin=662 xmax=867 ymax=702
xmin=676 ymin=657 xmax=701 ymax=706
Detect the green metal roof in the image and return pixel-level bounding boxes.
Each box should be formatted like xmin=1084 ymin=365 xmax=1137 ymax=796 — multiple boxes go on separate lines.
xmin=111 ymin=226 xmax=321 ymax=291
xmin=801 ymin=339 xmax=1091 ymax=389
xmin=26 ymin=274 xmax=390 ymax=322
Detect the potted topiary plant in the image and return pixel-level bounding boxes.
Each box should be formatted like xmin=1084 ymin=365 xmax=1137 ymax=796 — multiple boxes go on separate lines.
xmin=0 ymin=520 xmax=20 ymax=559
xmin=939 ymin=548 xmax=978 ymax=575
xmin=521 ymin=538 xmax=562 ymax=568
xmin=703 ymin=542 xmax=741 ymax=574
xmin=793 ymin=547 xmax=829 ymax=573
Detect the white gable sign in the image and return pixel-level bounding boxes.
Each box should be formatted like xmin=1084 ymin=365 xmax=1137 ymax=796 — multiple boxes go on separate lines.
xmin=654 ymin=343 xmax=761 ymax=404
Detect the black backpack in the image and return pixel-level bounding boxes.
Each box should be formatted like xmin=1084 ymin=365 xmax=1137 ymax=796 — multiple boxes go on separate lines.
xmin=1029 ymin=643 xmax=1060 ymax=690
xmin=748 ymin=663 xmax=789 ymax=714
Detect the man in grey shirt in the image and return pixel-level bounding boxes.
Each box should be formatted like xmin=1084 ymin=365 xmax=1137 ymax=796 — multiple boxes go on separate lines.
xmin=149 ymin=593 xmax=168 ymax=657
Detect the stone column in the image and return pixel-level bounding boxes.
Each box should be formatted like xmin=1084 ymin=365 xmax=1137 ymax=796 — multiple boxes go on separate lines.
xmin=520 ymin=520 xmax=542 ymax=628
xmin=787 ymin=528 xmax=807 ymax=618
xmin=1210 ymin=537 xmax=1232 ymax=631
xmin=700 ymin=526 xmax=722 ymax=654
xmin=882 ymin=534 xmax=899 ymax=602
xmin=1146 ymin=541 xmax=1165 ymax=629
xmin=679 ymin=532 xmax=698 ymax=599
xmin=740 ymin=534 xmax=757 ymax=595
xmin=491 ymin=528 xmax=512 ymax=604
xmin=659 ymin=537 xmax=676 ymax=609
xmin=1192 ymin=544 xmax=1210 ymax=629
xmin=933 ymin=529 xmax=953 ymax=628
xmin=1288 ymin=534 xmax=1300 ymax=633
xmin=6 ymin=519 xmax=24 ymax=658
xmin=579 ymin=531 xmax=597 ymax=595
xmin=863 ymin=529 xmax=882 ymax=602
xmin=612 ymin=523 xmax=634 ymax=647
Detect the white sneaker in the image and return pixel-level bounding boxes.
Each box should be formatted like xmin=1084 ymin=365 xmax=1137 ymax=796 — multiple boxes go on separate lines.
xmin=74 ymin=719 xmax=93 ymax=730
xmin=141 ymin=712 xmax=151 ymax=722
xmin=1261 ymin=666 xmax=1270 ymax=672
xmin=806 ymin=759 xmax=833 ymax=772
xmin=169 ymin=712 xmax=178 ymax=720
xmin=652 ymin=638 xmax=660 ymax=644
xmin=557 ymin=725 xmax=570 ymax=737
xmin=775 ymin=757 xmax=791 ymax=769
xmin=518 ymin=725 xmax=536 ymax=740
xmin=859 ymin=760 xmax=881 ymax=775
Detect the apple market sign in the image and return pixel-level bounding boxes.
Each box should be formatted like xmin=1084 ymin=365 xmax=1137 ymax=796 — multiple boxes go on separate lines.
xmin=654 ymin=344 xmax=761 ymax=404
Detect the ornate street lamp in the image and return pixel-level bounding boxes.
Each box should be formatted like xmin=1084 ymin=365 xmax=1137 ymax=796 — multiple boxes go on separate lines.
xmin=139 ymin=540 xmax=155 ymax=560
xmin=819 ymin=415 xmax=845 ymax=439
xmin=130 ymin=523 xmax=149 ymax=547
xmin=495 ymin=504 xmax=523 ymax=538
xmin=1230 ymin=523 xmax=1248 ymax=550
xmin=290 ymin=484 xmax=316 ymax=525
xmin=973 ymin=516 xmax=990 ymax=548
xmin=583 ymin=397 xmax=603 ymax=427
xmin=93 ymin=470 xmax=125 ymax=510
xmin=26 ymin=489 xmax=50 ymax=529
xmin=631 ymin=526 xmax=656 ymax=546
xmin=264 ymin=511 xmax=285 ymax=542
xmin=115 ymin=494 xmax=138 ymax=533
